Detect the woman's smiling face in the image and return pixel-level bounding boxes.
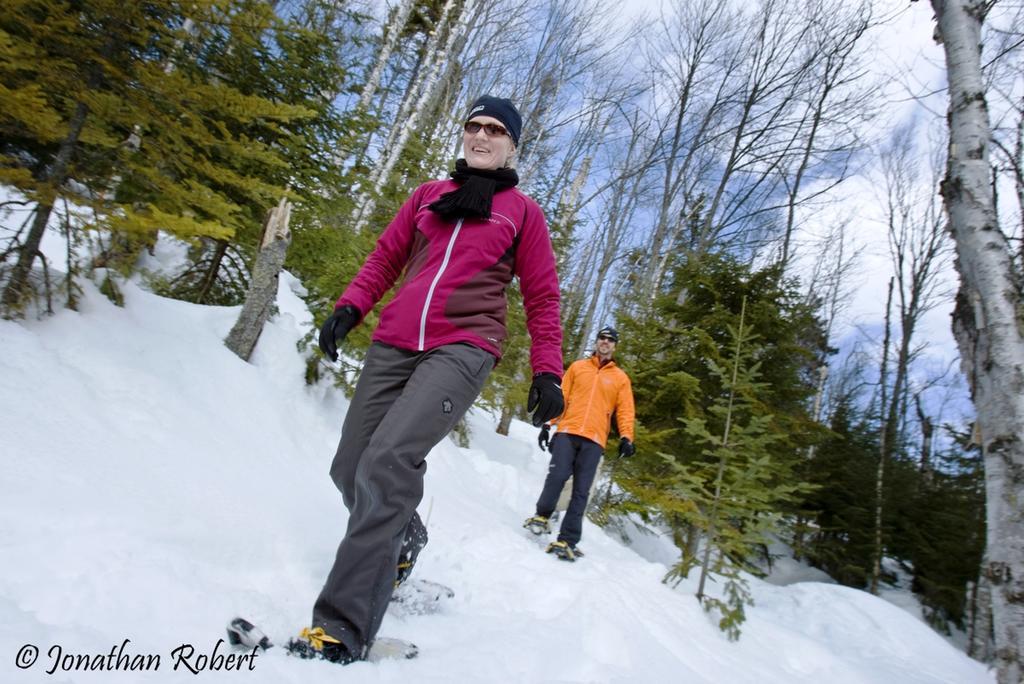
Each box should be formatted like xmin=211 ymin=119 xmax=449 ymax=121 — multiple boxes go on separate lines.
xmin=463 ymin=116 xmax=515 ymax=170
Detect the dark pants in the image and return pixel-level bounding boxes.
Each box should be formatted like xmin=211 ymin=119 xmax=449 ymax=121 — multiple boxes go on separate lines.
xmin=534 ymin=433 xmax=603 ymax=546
xmin=313 ymin=342 xmax=494 ymax=656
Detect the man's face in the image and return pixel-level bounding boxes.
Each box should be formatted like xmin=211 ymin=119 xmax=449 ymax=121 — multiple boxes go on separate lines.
xmin=596 ymin=334 xmax=617 ymax=356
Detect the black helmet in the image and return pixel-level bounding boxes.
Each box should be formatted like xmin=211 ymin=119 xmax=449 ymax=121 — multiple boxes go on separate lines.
xmin=597 ymin=326 xmax=619 ymax=343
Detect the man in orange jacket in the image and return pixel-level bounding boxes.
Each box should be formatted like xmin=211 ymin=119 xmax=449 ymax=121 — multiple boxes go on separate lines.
xmin=524 ymin=326 xmax=636 ymax=561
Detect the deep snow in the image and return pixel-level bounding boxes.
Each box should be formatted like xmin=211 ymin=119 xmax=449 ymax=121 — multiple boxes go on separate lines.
xmin=0 ymin=268 xmax=994 ymax=683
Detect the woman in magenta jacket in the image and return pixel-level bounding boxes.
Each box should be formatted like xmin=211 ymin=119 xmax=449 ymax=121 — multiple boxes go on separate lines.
xmin=301 ymin=96 xmax=565 ymax=664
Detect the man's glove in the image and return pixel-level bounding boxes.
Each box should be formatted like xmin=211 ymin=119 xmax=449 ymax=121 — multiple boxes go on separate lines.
xmin=317 ymin=304 xmax=360 ymax=362
xmin=527 ymin=373 xmax=563 ymax=427
xmin=618 ymin=437 xmax=636 ymax=459
xmin=538 ymin=424 xmax=551 ymax=451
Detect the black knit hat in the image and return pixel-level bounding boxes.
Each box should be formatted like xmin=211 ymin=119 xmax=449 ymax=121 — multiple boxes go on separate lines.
xmin=597 ymin=326 xmax=619 ymax=343
xmin=465 ymin=95 xmax=522 ymax=147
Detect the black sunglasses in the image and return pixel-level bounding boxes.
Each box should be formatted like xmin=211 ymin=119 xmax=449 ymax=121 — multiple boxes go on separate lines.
xmin=597 ymin=334 xmax=617 ymax=342
xmin=464 ymin=121 xmax=509 ymax=137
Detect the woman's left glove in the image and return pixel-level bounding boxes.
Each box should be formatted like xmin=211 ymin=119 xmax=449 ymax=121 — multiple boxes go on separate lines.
xmin=527 ymin=373 xmax=564 ymax=427
xmin=618 ymin=437 xmax=636 ymax=459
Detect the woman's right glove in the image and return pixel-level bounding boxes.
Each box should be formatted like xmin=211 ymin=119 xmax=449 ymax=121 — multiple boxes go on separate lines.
xmin=318 ymin=305 xmax=360 ymax=361
xmin=527 ymin=373 xmax=563 ymax=427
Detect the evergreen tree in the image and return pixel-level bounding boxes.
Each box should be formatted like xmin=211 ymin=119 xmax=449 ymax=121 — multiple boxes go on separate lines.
xmin=801 ymin=398 xmax=879 ymax=586
xmin=801 ymin=395 xmax=985 ymax=634
xmin=905 ymin=430 xmax=985 ymax=630
xmin=152 ymin=0 xmax=364 ymax=305
xmin=1 ymin=0 xmax=188 ymax=311
xmin=608 ymin=253 xmax=827 ymax=574
xmin=666 ymin=298 xmax=812 ymax=638
xmin=0 ymin=0 xmax=361 ymax=313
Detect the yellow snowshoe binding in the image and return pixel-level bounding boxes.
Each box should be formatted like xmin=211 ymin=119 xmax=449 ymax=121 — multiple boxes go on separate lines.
xmin=546 ymin=540 xmax=583 ymax=561
xmin=523 ymin=515 xmax=551 ymax=535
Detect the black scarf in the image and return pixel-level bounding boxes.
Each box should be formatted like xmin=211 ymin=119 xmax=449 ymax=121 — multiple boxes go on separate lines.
xmin=428 ymin=159 xmax=519 ymax=221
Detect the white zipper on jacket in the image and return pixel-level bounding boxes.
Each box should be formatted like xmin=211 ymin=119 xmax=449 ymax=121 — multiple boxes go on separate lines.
xmin=419 ymin=218 xmax=463 ymax=351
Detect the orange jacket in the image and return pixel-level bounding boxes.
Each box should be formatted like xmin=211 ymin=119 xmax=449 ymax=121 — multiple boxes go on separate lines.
xmin=552 ymin=355 xmax=635 ymax=448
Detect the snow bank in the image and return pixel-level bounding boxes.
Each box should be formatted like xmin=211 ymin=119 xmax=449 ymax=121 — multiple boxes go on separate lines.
xmin=0 ymin=274 xmax=993 ymax=683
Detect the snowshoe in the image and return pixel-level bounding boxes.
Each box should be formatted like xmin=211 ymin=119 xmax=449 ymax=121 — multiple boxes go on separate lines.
xmin=226 ymin=619 xmax=418 ymax=664
xmin=366 ymin=637 xmax=419 ymax=662
xmin=285 ymin=627 xmax=358 ymax=665
xmin=226 ymin=617 xmax=272 ymax=651
xmin=523 ymin=515 xmax=551 ymax=535
xmin=390 ymin=577 xmax=455 ymax=617
xmin=546 ymin=540 xmax=584 ymax=562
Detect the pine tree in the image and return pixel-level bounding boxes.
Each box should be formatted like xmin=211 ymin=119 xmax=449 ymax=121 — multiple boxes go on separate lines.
xmin=1 ymin=0 xmax=170 ymax=311
xmin=152 ymin=0 xmax=363 ymax=305
xmin=608 ymin=253 xmax=827 ymax=573
xmin=800 ymin=392 xmax=986 ymax=636
xmin=658 ymin=297 xmax=813 ymax=639
xmin=0 ymin=0 xmax=360 ymax=313
xmin=879 ymin=424 xmax=986 ymax=632
xmin=801 ymin=399 xmax=879 ymax=587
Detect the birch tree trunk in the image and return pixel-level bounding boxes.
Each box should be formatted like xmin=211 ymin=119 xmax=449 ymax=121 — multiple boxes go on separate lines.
xmin=638 ymin=0 xmax=734 ymax=304
xmin=802 ymin=218 xmax=856 ymax=469
xmin=778 ymin=2 xmax=873 ymax=270
xmin=967 ymin=564 xmax=996 ymax=663
xmin=932 ymin=1 xmax=1024 ymax=680
xmin=371 ymin=0 xmax=457 ymax=163
xmin=224 ymin=196 xmax=293 ymax=362
xmin=870 ymin=277 xmax=894 ymax=595
xmin=876 ymin=122 xmax=949 ymax=504
xmin=351 ymin=0 xmax=475 ymax=234
xmin=358 ymin=0 xmax=416 ymax=112
xmin=568 ymin=109 xmax=652 ymax=349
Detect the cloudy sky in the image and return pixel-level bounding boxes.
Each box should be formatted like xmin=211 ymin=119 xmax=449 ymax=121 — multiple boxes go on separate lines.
xmin=374 ymin=0 xmax=986 ymax=423
xmin=620 ymin=0 xmax=967 ymax=419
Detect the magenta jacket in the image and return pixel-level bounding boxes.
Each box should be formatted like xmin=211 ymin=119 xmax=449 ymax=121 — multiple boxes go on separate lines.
xmin=336 ymin=179 xmax=563 ymax=377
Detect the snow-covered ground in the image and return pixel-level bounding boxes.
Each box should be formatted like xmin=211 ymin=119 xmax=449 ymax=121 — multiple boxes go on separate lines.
xmin=0 ymin=263 xmax=994 ymax=682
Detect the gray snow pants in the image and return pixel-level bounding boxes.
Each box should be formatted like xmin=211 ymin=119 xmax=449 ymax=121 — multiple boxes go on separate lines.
xmin=312 ymin=341 xmax=494 ymax=655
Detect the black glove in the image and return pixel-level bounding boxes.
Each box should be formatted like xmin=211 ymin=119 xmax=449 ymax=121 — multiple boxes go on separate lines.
xmin=527 ymin=372 xmax=563 ymax=427
xmin=618 ymin=437 xmax=635 ymax=459
xmin=538 ymin=424 xmax=551 ymax=451
xmin=317 ymin=304 xmax=360 ymax=361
